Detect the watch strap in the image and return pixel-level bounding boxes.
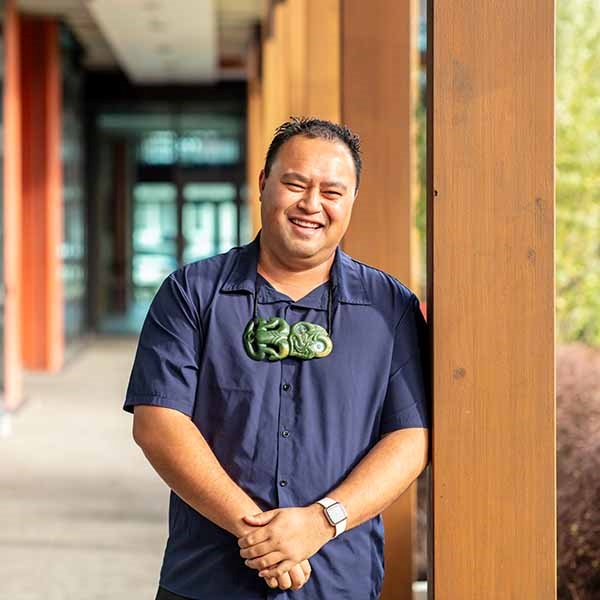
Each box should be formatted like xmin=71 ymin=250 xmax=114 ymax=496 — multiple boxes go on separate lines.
xmin=317 ymin=496 xmax=347 ymax=538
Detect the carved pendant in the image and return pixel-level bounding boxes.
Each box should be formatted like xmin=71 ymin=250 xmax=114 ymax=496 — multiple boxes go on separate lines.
xmin=243 ymin=317 xmax=290 ymax=361
xmin=288 ymin=322 xmax=333 ymax=359
xmin=243 ymin=318 xmax=333 ymax=361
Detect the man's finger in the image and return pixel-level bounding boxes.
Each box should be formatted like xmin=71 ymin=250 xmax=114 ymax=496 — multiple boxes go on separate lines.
xmin=238 ymin=528 xmax=271 ymax=549
xmin=288 ymin=564 xmax=307 ymax=591
xmin=259 ymin=559 xmax=297 ymax=579
xmin=240 ymin=540 xmax=273 ymax=560
xmin=276 ymin=571 xmax=292 ymax=591
xmin=246 ymin=551 xmax=285 ymax=571
xmin=266 ymin=576 xmax=278 ymax=589
xmin=300 ymin=559 xmax=312 ymax=577
xmin=242 ymin=509 xmax=279 ymax=527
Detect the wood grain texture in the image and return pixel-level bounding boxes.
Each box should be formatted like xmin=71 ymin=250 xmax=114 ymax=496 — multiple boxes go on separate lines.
xmin=428 ymin=1 xmax=556 ymax=597
xmin=306 ymin=0 xmax=340 ymax=121
xmin=247 ymin=38 xmax=263 ymax=235
xmin=342 ymin=0 xmax=420 ymax=292
xmin=3 ymin=0 xmax=24 ymax=407
xmin=262 ymin=1 xmax=290 ymax=152
xmin=342 ymin=2 xmax=421 ymax=599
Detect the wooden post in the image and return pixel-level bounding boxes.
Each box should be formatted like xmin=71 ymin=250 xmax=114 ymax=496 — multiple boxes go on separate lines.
xmin=3 ymin=0 xmax=23 ymax=408
xmin=20 ymin=17 xmax=64 ymax=372
xmin=305 ymin=0 xmax=340 ymax=121
xmin=261 ymin=1 xmax=290 ymax=155
xmin=341 ymin=1 xmax=421 ymax=598
xmin=427 ymin=1 xmax=556 ymax=598
xmin=247 ymin=34 xmax=263 ymax=236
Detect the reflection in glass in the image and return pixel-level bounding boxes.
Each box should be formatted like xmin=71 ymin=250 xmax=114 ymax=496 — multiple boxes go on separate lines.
xmin=138 ymin=130 xmax=240 ymax=166
xmin=132 ymin=183 xmax=178 ymax=302
xmin=182 ymin=183 xmax=238 ymax=263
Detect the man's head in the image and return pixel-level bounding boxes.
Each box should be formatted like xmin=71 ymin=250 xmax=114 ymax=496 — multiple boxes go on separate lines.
xmin=258 ymin=117 xmax=362 ymax=269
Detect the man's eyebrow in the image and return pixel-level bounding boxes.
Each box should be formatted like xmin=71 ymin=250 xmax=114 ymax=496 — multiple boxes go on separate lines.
xmin=281 ymin=172 xmax=348 ymax=191
xmin=281 ymin=171 xmax=311 ymax=183
xmin=321 ymin=180 xmax=348 ymax=191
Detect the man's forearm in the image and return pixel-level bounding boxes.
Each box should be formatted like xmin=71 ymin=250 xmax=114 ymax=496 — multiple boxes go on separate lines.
xmin=133 ymin=405 xmax=260 ymax=537
xmin=325 ymin=427 xmax=429 ymax=531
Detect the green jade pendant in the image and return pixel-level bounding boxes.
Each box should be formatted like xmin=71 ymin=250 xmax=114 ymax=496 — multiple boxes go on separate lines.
xmin=243 ymin=317 xmax=333 ymax=361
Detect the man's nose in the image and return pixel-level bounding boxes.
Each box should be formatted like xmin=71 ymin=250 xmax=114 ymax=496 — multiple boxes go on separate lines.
xmin=298 ymin=186 xmax=321 ymax=213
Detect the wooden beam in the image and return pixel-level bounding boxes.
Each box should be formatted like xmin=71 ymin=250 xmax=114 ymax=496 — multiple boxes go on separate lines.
xmin=261 ymin=1 xmax=290 ymax=153
xmin=247 ymin=36 xmax=263 ymax=236
xmin=342 ymin=0 xmax=419 ymax=291
xmin=428 ymin=1 xmax=556 ymax=597
xmin=305 ymin=0 xmax=340 ymax=121
xmin=341 ymin=1 xmax=421 ymax=599
xmin=20 ymin=17 xmax=64 ymax=372
xmin=3 ymin=0 xmax=23 ymax=409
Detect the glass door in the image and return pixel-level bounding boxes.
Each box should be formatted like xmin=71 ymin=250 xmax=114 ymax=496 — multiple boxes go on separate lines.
xmin=182 ymin=182 xmax=239 ymax=263
xmin=132 ymin=182 xmax=178 ymax=303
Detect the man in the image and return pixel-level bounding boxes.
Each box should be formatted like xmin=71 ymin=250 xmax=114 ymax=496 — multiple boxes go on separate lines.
xmin=125 ymin=117 xmax=430 ymax=599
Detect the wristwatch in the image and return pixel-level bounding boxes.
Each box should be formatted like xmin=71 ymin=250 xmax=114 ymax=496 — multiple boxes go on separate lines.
xmin=317 ymin=497 xmax=347 ymax=538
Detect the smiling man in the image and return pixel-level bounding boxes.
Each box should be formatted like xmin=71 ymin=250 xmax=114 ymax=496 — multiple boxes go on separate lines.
xmin=124 ymin=117 xmax=430 ymax=600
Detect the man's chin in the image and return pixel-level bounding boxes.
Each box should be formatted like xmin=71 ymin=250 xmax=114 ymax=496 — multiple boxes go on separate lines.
xmin=280 ymin=238 xmax=326 ymax=262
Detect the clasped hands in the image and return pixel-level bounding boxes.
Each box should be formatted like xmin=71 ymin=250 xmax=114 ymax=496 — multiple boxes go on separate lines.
xmin=238 ymin=504 xmax=334 ymax=591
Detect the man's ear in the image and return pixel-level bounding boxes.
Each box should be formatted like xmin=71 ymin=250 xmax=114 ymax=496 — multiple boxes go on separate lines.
xmin=258 ymin=169 xmax=266 ymax=199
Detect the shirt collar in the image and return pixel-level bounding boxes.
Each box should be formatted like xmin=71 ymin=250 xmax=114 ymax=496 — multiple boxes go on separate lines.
xmin=220 ymin=232 xmax=371 ymax=306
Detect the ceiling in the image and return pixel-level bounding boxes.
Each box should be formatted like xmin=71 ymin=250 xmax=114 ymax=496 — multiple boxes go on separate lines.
xmin=17 ymin=0 xmax=262 ymax=83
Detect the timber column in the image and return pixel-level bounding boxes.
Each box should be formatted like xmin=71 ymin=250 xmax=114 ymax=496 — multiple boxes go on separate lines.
xmin=3 ymin=0 xmax=23 ymax=408
xmin=20 ymin=17 xmax=64 ymax=371
xmin=427 ymin=1 xmax=556 ymax=598
xmin=342 ymin=2 xmax=421 ymax=599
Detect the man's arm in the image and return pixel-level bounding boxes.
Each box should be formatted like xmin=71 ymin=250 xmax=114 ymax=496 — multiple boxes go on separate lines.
xmin=133 ymin=404 xmax=261 ymax=536
xmin=325 ymin=427 xmax=428 ymax=530
xmin=239 ymin=427 xmax=428 ymax=578
xmin=132 ymin=405 xmax=312 ymax=590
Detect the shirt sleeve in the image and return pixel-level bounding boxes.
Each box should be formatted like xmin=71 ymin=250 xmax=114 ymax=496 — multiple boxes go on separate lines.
xmin=123 ymin=271 xmax=202 ymax=417
xmin=380 ymin=293 xmax=431 ymax=434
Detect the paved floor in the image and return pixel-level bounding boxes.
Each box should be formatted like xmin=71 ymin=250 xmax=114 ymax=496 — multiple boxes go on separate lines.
xmin=0 ymin=337 xmax=167 ymax=600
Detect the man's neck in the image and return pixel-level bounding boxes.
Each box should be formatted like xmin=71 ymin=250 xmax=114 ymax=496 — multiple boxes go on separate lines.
xmin=257 ymin=245 xmax=335 ymax=302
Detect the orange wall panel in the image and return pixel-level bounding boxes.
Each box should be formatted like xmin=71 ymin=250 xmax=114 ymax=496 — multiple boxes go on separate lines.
xmin=20 ymin=17 xmax=63 ymax=372
xmin=3 ymin=0 xmax=23 ymax=408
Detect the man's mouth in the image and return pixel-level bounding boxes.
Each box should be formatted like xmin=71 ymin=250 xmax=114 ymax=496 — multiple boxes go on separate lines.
xmin=289 ymin=217 xmax=323 ymax=230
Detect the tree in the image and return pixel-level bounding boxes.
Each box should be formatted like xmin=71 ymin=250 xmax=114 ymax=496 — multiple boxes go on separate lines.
xmin=556 ymin=0 xmax=600 ymax=346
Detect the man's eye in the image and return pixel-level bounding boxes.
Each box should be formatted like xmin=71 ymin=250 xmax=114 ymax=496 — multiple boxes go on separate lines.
xmin=323 ymin=190 xmax=342 ymax=197
xmin=287 ymin=183 xmax=304 ymax=190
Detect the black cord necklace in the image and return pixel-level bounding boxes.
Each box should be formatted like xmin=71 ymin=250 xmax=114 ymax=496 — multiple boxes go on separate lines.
xmin=243 ymin=278 xmax=334 ymax=361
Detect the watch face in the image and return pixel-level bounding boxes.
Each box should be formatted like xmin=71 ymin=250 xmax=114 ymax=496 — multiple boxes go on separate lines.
xmin=327 ymin=503 xmax=347 ymax=525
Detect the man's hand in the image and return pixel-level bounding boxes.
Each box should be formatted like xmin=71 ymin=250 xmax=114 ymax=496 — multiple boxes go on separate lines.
xmin=264 ymin=560 xmax=312 ymax=591
xmin=238 ymin=505 xmax=334 ymax=579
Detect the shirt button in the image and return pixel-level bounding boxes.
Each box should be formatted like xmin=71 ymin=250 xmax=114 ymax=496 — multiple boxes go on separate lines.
xmin=279 ymin=480 xmax=288 ymax=487
xmin=282 ymin=383 xmax=291 ymax=392
xmin=281 ymin=430 xmax=290 ymax=438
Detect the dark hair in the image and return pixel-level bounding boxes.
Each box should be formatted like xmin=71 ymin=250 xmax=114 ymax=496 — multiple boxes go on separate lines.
xmin=264 ymin=117 xmax=362 ymax=191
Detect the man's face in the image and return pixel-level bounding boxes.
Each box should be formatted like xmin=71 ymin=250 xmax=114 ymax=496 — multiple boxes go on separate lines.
xmin=259 ymin=135 xmax=357 ymax=267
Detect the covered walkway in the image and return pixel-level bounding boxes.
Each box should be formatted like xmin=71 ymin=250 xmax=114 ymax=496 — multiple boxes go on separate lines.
xmin=0 ymin=338 xmax=166 ymax=600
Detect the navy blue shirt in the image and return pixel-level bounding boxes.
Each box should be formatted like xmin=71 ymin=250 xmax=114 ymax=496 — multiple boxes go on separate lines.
xmin=124 ymin=236 xmax=430 ymax=600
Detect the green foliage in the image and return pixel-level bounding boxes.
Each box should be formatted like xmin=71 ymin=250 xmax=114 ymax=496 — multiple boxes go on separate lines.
xmin=557 ymin=0 xmax=600 ymax=345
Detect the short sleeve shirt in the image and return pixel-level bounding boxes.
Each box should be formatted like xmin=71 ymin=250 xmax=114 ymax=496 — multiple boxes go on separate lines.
xmin=124 ymin=236 xmax=430 ymax=600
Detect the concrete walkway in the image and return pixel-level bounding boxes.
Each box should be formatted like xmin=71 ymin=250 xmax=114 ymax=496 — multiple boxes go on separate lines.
xmin=0 ymin=337 xmax=167 ymax=600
